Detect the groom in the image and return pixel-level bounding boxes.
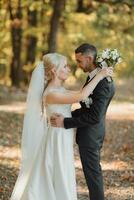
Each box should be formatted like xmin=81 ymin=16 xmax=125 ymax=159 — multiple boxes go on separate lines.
xmin=50 ymin=43 xmax=115 ymax=200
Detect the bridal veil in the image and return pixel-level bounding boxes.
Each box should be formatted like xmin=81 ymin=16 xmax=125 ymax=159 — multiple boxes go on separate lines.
xmin=10 ymin=62 xmax=47 ymax=199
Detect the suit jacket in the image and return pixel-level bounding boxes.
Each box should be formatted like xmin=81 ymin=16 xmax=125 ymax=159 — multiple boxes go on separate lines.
xmin=64 ymin=77 xmax=115 ymax=149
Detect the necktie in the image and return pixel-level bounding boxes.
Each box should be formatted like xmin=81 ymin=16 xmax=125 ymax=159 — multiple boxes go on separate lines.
xmin=83 ymin=76 xmax=90 ymax=88
xmin=86 ymin=75 xmax=90 ymax=82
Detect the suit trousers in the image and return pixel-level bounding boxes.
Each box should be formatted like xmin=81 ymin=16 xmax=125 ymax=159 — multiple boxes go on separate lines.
xmin=79 ymin=147 xmax=104 ymax=200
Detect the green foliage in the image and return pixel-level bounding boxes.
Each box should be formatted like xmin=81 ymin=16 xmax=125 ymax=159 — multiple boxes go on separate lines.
xmin=59 ymin=1 xmax=134 ymax=78
xmin=0 ymin=0 xmax=134 ymax=86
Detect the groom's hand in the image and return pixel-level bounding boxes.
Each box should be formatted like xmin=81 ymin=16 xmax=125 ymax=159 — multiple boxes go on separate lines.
xmin=50 ymin=113 xmax=64 ymax=128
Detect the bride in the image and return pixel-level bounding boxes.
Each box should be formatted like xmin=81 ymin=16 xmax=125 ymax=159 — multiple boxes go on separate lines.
xmin=10 ymin=53 xmax=113 ymax=200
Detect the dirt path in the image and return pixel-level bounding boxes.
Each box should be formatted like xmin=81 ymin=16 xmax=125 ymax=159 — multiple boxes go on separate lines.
xmin=0 ymin=100 xmax=134 ymax=200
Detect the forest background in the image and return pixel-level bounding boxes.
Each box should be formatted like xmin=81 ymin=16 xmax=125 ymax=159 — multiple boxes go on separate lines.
xmin=0 ymin=1 xmax=134 ymax=200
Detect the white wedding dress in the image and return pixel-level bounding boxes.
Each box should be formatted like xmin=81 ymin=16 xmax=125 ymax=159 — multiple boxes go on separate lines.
xmin=16 ymin=86 xmax=77 ymax=200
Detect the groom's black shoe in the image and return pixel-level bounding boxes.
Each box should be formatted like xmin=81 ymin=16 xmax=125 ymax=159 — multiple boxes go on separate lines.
xmin=79 ymin=147 xmax=104 ymax=200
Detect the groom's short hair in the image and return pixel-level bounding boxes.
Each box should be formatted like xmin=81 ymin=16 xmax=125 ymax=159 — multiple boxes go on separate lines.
xmin=75 ymin=43 xmax=97 ymax=64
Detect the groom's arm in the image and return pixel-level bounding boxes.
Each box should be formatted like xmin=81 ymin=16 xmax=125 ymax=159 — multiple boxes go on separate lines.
xmin=64 ymin=81 xmax=112 ymax=129
xmin=71 ymin=108 xmax=83 ymax=118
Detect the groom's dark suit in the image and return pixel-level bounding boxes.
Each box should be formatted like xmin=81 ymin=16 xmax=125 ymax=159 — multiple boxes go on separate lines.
xmin=64 ymin=72 xmax=115 ymax=200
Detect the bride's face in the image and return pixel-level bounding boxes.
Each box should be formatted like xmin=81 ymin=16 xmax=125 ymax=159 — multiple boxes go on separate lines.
xmin=57 ymin=61 xmax=71 ymax=81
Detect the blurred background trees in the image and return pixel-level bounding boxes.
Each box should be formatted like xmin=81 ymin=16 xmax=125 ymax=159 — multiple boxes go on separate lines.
xmin=0 ymin=0 xmax=134 ymax=87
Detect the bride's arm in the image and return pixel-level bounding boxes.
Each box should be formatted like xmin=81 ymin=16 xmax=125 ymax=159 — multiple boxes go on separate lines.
xmin=45 ymin=67 xmax=113 ymax=105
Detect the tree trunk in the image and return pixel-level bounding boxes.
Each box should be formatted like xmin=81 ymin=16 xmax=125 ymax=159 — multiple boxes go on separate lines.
xmin=76 ymin=0 xmax=84 ymax=12
xmin=10 ymin=23 xmax=22 ymax=87
xmin=9 ymin=0 xmax=22 ymax=87
xmin=25 ymin=8 xmax=37 ymax=64
xmin=48 ymin=0 xmax=66 ymax=52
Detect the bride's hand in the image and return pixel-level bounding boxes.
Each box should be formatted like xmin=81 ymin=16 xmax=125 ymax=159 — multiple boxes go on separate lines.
xmin=98 ymin=67 xmax=113 ymax=79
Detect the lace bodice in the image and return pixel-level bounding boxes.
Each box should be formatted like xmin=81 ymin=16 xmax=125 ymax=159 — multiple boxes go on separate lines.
xmin=43 ymin=86 xmax=72 ymax=118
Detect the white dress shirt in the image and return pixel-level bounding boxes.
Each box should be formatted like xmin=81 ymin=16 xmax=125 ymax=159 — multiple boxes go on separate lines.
xmin=88 ymin=67 xmax=101 ymax=80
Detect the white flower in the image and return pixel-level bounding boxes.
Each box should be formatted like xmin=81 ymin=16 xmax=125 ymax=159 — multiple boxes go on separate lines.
xmin=112 ymin=49 xmax=118 ymax=54
xmin=97 ymin=48 xmax=122 ymax=68
xmin=110 ymin=49 xmax=119 ymax=59
xmin=105 ymin=48 xmax=111 ymax=54
xmin=101 ymin=49 xmax=111 ymax=59
xmin=117 ymin=57 xmax=122 ymax=64
xmin=102 ymin=51 xmax=110 ymax=59
xmin=82 ymin=97 xmax=93 ymax=108
xmin=97 ymin=57 xmax=103 ymax=62
xmin=112 ymin=55 xmax=118 ymax=60
xmin=101 ymin=61 xmax=108 ymax=68
xmin=105 ymin=48 xmax=111 ymax=53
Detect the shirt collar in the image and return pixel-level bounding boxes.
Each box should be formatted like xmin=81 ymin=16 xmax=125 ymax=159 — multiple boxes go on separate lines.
xmin=88 ymin=67 xmax=100 ymax=80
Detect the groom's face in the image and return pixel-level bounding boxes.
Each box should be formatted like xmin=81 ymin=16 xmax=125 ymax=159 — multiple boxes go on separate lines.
xmin=75 ymin=53 xmax=94 ymax=72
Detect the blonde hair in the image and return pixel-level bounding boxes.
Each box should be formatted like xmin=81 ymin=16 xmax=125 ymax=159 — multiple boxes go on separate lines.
xmin=43 ymin=53 xmax=67 ymax=83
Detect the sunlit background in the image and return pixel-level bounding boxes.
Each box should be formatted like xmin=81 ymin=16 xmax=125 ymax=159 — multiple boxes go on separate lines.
xmin=0 ymin=1 xmax=134 ymax=200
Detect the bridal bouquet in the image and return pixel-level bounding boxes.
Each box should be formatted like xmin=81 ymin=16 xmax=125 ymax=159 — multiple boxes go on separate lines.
xmin=96 ymin=48 xmax=122 ymax=68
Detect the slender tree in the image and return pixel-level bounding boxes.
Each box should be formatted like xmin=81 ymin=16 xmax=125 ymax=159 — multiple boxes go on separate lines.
xmin=8 ymin=0 xmax=23 ymax=87
xmin=48 ymin=0 xmax=66 ymax=52
xmin=76 ymin=0 xmax=84 ymax=12
xmin=25 ymin=7 xmax=37 ymax=64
